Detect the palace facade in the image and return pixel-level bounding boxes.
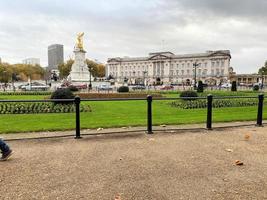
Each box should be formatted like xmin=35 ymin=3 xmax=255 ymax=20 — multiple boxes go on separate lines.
xmin=106 ymin=50 xmax=231 ymax=85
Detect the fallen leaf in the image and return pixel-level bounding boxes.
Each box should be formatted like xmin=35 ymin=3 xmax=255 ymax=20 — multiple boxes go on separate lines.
xmin=235 ymin=160 xmax=244 ymax=165
xmin=115 ymin=193 xmax=122 ymax=200
xmin=244 ymin=134 xmax=250 ymax=140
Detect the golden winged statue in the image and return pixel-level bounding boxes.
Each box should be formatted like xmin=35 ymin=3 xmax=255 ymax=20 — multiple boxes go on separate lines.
xmin=76 ymin=32 xmax=84 ymax=50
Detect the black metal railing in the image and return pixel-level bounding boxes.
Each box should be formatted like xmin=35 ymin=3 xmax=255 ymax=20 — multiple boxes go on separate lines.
xmin=0 ymin=94 xmax=265 ymax=138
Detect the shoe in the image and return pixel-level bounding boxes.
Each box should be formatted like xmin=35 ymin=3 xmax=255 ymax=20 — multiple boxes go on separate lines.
xmin=0 ymin=149 xmax=13 ymax=161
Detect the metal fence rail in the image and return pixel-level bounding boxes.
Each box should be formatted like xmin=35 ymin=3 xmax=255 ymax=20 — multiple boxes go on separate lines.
xmin=0 ymin=94 xmax=264 ymax=138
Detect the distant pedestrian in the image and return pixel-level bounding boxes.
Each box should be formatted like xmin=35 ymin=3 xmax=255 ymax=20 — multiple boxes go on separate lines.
xmin=0 ymin=139 xmax=13 ymax=161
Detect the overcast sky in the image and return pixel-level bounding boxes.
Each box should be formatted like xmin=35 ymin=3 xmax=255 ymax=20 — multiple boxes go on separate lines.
xmin=0 ymin=0 xmax=267 ymax=73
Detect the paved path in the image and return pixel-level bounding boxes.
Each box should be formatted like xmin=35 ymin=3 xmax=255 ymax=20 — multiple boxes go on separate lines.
xmin=2 ymin=120 xmax=266 ymax=140
xmin=1 ymin=125 xmax=267 ymax=199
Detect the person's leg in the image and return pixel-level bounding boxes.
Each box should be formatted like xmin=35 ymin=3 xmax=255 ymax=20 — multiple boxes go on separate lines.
xmin=0 ymin=139 xmax=10 ymax=153
xmin=0 ymin=139 xmax=12 ymax=161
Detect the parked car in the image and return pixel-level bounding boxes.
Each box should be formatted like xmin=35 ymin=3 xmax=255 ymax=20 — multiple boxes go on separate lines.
xmin=160 ymin=85 xmax=174 ymax=90
xmin=221 ymin=83 xmax=232 ymax=88
xmin=20 ymin=82 xmax=49 ymax=91
xmin=70 ymin=83 xmax=87 ymax=89
xmin=132 ymin=85 xmax=146 ymax=90
xmin=98 ymin=84 xmax=112 ymax=91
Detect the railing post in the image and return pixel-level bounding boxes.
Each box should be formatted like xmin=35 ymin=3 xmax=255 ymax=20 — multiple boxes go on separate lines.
xmin=206 ymin=94 xmax=213 ymax=130
xmin=256 ymin=94 xmax=264 ymax=127
xmin=74 ymin=96 xmax=82 ymax=139
xmin=146 ymin=95 xmax=153 ymax=134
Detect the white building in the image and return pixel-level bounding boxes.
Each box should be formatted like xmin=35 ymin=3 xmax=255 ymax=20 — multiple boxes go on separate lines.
xmin=107 ymin=50 xmax=231 ymax=85
xmin=22 ymin=58 xmax=40 ymax=65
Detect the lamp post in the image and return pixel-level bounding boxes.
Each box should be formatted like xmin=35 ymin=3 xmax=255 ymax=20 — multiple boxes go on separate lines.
xmin=261 ymin=70 xmax=265 ymax=90
xmin=132 ymin=71 xmax=136 ymax=85
xmin=88 ymin=65 xmax=92 ymax=91
xmin=193 ymin=62 xmax=200 ymax=90
xmin=2 ymin=71 xmax=7 ymax=92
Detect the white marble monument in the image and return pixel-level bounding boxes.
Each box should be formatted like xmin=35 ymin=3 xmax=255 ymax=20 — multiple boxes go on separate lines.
xmin=68 ymin=32 xmax=92 ymax=82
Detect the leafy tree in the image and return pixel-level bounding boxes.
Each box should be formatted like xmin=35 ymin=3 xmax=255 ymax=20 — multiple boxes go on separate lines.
xmin=86 ymin=59 xmax=98 ymax=77
xmin=258 ymin=61 xmax=267 ymax=75
xmin=0 ymin=62 xmax=45 ymax=83
xmin=58 ymin=59 xmax=74 ymax=79
xmin=97 ymin=64 xmax=106 ymax=77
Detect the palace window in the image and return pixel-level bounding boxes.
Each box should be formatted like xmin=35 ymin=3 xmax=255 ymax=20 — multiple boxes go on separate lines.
xmin=221 ymin=61 xmax=225 ymax=67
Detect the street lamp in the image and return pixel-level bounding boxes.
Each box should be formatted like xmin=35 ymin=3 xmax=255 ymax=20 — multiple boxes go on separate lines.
xmin=88 ymin=65 xmax=92 ymax=91
xmin=193 ymin=62 xmax=201 ymax=90
xmin=260 ymin=69 xmax=265 ymax=90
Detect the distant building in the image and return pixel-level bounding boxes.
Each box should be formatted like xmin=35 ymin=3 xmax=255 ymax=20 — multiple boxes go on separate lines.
xmin=107 ymin=50 xmax=231 ymax=85
xmin=48 ymin=44 xmax=64 ymax=70
xmin=229 ymin=67 xmax=267 ymax=85
xmin=22 ymin=58 xmax=40 ymax=65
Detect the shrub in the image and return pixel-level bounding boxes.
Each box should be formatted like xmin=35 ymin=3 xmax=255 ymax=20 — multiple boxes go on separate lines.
xmin=197 ymin=81 xmax=204 ymax=93
xmin=180 ymin=90 xmax=198 ymax=100
xmin=50 ymin=88 xmax=75 ymax=104
xmin=253 ymin=85 xmax=259 ymax=91
xmin=117 ymin=86 xmax=129 ymax=93
xmin=68 ymin=85 xmax=79 ymax=92
xmin=231 ymin=81 xmax=237 ymax=91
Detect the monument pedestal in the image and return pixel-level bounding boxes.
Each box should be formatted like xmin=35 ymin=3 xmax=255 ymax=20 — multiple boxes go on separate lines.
xmin=68 ymin=49 xmax=92 ymax=82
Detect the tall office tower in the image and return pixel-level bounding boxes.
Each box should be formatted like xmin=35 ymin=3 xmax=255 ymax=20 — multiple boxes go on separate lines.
xmin=48 ymin=44 xmax=64 ymax=69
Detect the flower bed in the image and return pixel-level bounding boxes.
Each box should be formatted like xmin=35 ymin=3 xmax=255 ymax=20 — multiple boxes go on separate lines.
xmin=171 ymin=98 xmax=260 ymax=109
xmin=0 ymin=102 xmax=91 ymax=114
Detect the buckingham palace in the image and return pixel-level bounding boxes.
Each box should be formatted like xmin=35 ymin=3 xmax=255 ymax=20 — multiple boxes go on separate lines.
xmin=106 ymin=50 xmax=231 ymax=85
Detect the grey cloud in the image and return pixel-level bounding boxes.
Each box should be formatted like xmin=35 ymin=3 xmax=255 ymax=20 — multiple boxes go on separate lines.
xmin=0 ymin=0 xmax=267 ymax=73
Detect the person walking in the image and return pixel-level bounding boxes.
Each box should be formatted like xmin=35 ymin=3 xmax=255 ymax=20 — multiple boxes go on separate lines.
xmin=0 ymin=139 xmax=13 ymax=161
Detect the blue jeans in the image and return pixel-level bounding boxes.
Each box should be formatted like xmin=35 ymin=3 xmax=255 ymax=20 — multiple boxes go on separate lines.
xmin=0 ymin=139 xmax=10 ymax=153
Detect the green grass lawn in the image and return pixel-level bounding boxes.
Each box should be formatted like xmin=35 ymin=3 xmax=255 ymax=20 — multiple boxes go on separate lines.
xmin=0 ymin=100 xmax=265 ymax=133
xmin=0 ymin=91 xmax=265 ymax=133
